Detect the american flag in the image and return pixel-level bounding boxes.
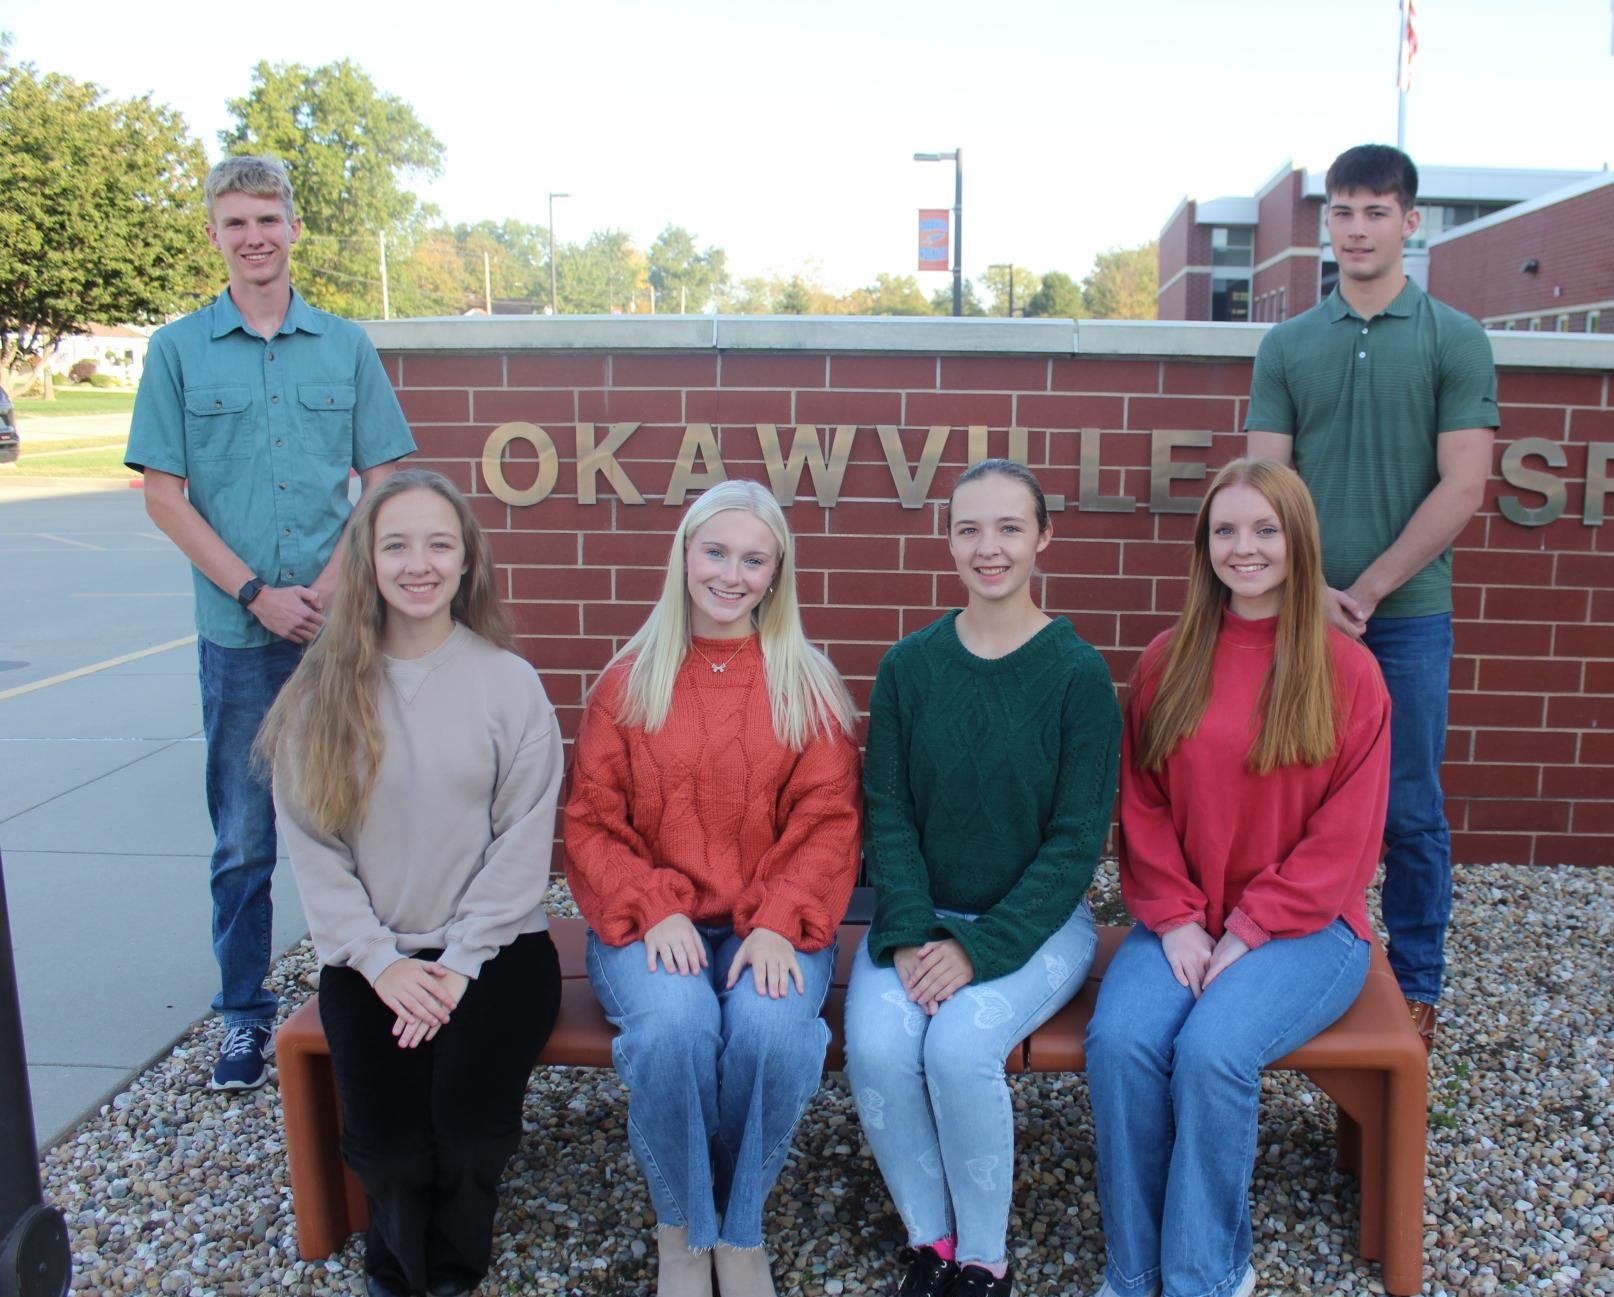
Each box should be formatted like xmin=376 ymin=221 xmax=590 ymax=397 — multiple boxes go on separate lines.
xmin=1397 ymin=0 xmax=1419 ymax=92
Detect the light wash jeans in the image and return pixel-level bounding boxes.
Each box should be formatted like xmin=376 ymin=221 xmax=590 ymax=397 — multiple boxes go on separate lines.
xmin=198 ymin=636 xmax=302 ymax=1027
xmin=586 ymin=926 xmax=836 ymax=1250
xmin=843 ymin=902 xmax=1097 ymax=1265
xmin=1362 ymin=612 xmax=1453 ymax=1003
xmin=1086 ymin=920 xmax=1369 ymax=1297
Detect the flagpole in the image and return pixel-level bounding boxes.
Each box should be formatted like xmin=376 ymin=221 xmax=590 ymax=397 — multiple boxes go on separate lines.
xmin=1396 ymin=0 xmax=1411 ymax=151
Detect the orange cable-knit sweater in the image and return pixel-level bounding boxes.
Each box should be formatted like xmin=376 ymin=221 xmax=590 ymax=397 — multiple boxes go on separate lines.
xmin=564 ymin=636 xmax=862 ymax=951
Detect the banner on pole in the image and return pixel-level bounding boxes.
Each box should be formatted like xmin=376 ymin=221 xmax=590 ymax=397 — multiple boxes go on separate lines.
xmin=917 ymin=209 xmax=950 ymax=272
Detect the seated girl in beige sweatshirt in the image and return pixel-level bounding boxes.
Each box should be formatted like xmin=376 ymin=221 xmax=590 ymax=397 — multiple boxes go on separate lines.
xmin=259 ymin=468 xmax=564 ymax=1297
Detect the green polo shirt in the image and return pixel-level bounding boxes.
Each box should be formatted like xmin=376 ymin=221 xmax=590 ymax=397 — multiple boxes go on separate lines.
xmin=127 ymin=289 xmax=415 ymax=647
xmin=1244 ymin=279 xmax=1498 ymax=618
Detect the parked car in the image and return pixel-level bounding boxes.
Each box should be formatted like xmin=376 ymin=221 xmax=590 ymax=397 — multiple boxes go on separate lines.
xmin=0 ymin=388 xmax=17 ymax=464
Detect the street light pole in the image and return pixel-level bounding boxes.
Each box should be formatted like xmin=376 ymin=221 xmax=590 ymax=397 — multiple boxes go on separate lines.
xmin=547 ymin=192 xmax=570 ymax=315
xmin=914 ymin=149 xmax=963 ymax=317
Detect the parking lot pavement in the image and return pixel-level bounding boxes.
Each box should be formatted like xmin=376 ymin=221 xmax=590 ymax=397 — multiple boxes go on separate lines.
xmin=1 ymin=482 xmax=308 ymax=1145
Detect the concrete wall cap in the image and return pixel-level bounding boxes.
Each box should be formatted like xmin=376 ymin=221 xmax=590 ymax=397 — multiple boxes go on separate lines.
xmin=359 ymin=314 xmax=1614 ymax=370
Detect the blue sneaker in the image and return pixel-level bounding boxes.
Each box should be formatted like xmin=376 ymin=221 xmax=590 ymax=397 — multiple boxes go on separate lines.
xmin=208 ymin=1022 xmax=273 ymax=1091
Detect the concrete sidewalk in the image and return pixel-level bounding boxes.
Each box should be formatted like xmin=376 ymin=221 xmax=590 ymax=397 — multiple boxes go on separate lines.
xmin=0 ymin=481 xmax=307 ymax=1147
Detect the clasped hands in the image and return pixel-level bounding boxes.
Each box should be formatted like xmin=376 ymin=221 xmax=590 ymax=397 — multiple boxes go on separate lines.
xmin=1160 ymin=922 xmax=1249 ymax=999
xmin=374 ymin=958 xmax=469 ymax=1049
xmin=643 ymin=913 xmax=805 ymax=999
xmin=893 ymin=939 xmax=973 ymax=1016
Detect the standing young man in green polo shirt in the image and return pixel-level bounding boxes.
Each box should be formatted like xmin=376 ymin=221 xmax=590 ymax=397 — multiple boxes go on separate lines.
xmin=1245 ymin=144 xmax=1499 ymax=1044
xmin=127 ymin=156 xmax=415 ymax=1090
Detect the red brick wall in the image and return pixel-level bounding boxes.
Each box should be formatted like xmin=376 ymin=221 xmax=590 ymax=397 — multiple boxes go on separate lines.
xmin=1252 ymin=171 xmax=1325 ymax=322
xmin=1429 ymin=181 xmax=1614 ymax=330
xmin=378 ymin=342 xmax=1614 ymax=867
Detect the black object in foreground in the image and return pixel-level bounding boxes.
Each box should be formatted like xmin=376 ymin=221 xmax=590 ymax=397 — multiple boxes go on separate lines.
xmin=0 ymin=851 xmax=69 ymax=1297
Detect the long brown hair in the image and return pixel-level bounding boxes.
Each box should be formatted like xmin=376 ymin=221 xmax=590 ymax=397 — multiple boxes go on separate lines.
xmin=1136 ymin=458 xmax=1337 ymax=774
xmin=255 ymin=469 xmax=512 ymax=835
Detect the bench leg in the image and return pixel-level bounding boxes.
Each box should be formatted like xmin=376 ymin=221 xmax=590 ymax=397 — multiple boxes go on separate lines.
xmin=1380 ymin=1063 xmax=1428 ymax=1297
xmin=1335 ymin=1107 xmax=1362 ymax=1175
xmin=280 ymin=1041 xmax=358 ymax=1260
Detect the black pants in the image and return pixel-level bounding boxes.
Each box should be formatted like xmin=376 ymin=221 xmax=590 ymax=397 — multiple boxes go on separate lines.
xmin=319 ymin=929 xmax=561 ymax=1295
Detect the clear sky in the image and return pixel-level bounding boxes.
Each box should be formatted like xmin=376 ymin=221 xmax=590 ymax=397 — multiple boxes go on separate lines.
xmin=6 ymin=0 xmax=1611 ymax=294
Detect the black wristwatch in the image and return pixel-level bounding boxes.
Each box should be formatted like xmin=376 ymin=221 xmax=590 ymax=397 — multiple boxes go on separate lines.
xmin=236 ymin=577 xmax=266 ymax=609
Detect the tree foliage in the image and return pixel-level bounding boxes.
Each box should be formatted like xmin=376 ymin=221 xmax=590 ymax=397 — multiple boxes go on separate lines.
xmin=928 ymin=277 xmax=987 ymax=317
xmin=221 ymin=60 xmax=445 ymax=318
xmin=648 ymin=225 xmax=728 ymax=313
xmin=1082 ymin=241 xmax=1158 ymax=320
xmin=0 ymin=47 xmax=213 ymax=372
xmin=1024 ymin=270 xmax=1088 ymax=319
xmin=850 ymin=273 xmax=936 ymax=316
xmin=981 ymin=265 xmax=1039 ymax=317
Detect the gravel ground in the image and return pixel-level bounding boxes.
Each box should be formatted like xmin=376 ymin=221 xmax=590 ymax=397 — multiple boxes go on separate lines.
xmin=39 ymin=861 xmax=1613 ymax=1296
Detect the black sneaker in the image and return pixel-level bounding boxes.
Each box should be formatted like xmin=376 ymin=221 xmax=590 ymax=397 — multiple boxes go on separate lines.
xmin=949 ymin=1262 xmax=1012 ymax=1297
xmin=208 ymin=1022 xmax=273 ymax=1091
xmin=895 ymin=1246 xmax=958 ymax=1297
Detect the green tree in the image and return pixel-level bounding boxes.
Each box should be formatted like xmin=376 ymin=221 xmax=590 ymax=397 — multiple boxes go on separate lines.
xmin=851 ymin=273 xmax=935 ymax=316
xmin=0 ymin=46 xmax=213 ymax=386
xmin=929 ymin=278 xmax=987 ymax=316
xmin=1024 ymin=270 xmax=1089 ymax=319
xmin=221 ymin=60 xmax=445 ymax=318
xmin=557 ymin=229 xmax=647 ymax=314
xmin=1083 ymin=241 xmax=1159 ymax=320
xmin=648 ymin=225 xmax=728 ymax=313
xmin=981 ymin=265 xmax=1039 ymax=317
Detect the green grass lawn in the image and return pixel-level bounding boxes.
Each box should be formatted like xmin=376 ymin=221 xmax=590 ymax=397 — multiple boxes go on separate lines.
xmin=10 ymin=388 xmax=137 ymax=417
xmin=0 ymin=438 xmax=136 ymax=479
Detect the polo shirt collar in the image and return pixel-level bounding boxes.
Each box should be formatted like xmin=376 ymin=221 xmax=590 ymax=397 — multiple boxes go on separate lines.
xmin=209 ymin=287 xmax=326 ymax=340
xmin=1326 ymin=276 xmax=1424 ymax=323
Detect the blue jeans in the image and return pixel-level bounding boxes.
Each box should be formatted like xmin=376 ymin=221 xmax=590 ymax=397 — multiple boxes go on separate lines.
xmin=198 ymin=636 xmax=302 ymax=1027
xmin=1087 ymin=921 xmax=1369 ymax=1297
xmin=1362 ymin=612 xmax=1452 ymax=1003
xmin=843 ymin=902 xmax=1097 ymax=1266
xmin=586 ymin=926 xmax=836 ymax=1250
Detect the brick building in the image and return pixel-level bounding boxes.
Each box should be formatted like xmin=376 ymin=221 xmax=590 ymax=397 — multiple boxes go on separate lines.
xmin=365 ymin=315 xmax=1614 ymax=867
xmin=1428 ymin=172 xmax=1614 ymax=334
xmin=1157 ymin=161 xmax=1595 ymax=324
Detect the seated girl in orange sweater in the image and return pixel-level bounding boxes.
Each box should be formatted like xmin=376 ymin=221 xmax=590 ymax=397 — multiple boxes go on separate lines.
xmin=564 ymin=479 xmax=862 ymax=1297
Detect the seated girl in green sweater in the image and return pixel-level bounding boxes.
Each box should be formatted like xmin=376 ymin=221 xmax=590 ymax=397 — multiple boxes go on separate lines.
xmin=845 ymin=459 xmax=1122 ymax=1297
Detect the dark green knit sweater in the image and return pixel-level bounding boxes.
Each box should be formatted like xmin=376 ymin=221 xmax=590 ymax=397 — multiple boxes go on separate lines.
xmin=862 ymin=611 xmax=1122 ymax=983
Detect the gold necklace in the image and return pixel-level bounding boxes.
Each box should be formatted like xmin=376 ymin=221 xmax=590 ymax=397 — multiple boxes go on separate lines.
xmin=691 ymin=639 xmax=748 ymax=673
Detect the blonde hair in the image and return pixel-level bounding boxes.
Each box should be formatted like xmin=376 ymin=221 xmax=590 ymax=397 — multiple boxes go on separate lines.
xmin=1136 ymin=458 xmax=1337 ymax=775
xmin=599 ymin=479 xmax=856 ymax=749
xmin=205 ymin=155 xmax=295 ymax=220
xmin=255 ymin=470 xmax=512 ymax=836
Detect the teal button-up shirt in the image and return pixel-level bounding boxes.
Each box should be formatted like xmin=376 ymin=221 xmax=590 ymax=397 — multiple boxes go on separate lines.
xmin=128 ymin=289 xmax=415 ymax=647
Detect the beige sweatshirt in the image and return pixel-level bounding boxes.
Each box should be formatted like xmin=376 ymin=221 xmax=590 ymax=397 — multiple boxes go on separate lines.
xmin=275 ymin=624 xmax=563 ymax=985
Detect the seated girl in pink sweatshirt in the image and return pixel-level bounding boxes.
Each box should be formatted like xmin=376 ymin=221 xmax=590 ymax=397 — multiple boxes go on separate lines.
xmin=1085 ymin=458 xmax=1390 ymax=1297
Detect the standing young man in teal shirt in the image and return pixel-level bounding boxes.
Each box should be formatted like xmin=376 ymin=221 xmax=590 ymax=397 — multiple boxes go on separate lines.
xmin=127 ymin=156 xmax=415 ymax=1090
xmin=1245 ymin=144 xmax=1499 ymax=1042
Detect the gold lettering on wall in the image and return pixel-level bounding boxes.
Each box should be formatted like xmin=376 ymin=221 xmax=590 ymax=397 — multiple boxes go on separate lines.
xmin=1497 ymin=437 xmax=1569 ymax=526
xmin=480 ymin=422 xmax=559 ymax=507
xmin=475 ymin=420 xmax=1611 ymax=527
xmin=576 ymin=422 xmax=645 ymax=505
xmin=665 ymin=423 xmax=726 ymax=506
xmin=1584 ymin=443 xmax=1612 ymax=526
xmin=1079 ymin=427 xmax=1134 ymax=513
xmin=878 ymin=424 xmax=950 ymax=508
xmin=757 ymin=424 xmax=856 ymax=506
xmin=1150 ymin=429 xmax=1212 ymax=514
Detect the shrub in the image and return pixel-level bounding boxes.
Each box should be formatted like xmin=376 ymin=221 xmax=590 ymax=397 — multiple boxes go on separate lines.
xmin=68 ymin=360 xmax=98 ymax=384
xmin=87 ymin=373 xmax=122 ymax=389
